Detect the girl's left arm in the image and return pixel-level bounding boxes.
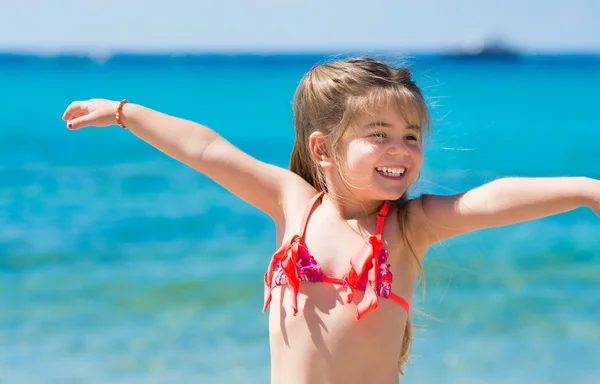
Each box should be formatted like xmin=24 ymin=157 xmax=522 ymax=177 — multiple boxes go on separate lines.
xmin=410 ymin=177 xmax=599 ymax=246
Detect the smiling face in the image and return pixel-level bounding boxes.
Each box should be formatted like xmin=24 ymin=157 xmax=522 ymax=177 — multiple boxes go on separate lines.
xmin=329 ymin=103 xmax=424 ymax=203
xmin=297 ymin=58 xmax=429 ymax=211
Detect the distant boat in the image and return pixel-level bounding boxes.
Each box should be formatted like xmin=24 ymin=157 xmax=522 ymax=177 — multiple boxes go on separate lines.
xmin=445 ymin=38 xmax=521 ymax=60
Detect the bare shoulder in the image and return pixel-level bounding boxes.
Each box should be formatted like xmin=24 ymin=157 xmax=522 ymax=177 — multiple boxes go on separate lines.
xmin=274 ymin=173 xmax=319 ymax=240
xmin=395 ymin=196 xmax=436 ymax=259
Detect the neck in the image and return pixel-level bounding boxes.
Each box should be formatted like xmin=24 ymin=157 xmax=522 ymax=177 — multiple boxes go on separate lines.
xmin=321 ymin=188 xmax=385 ymax=220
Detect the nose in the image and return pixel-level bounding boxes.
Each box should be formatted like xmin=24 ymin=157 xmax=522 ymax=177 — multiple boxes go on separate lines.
xmin=387 ymin=140 xmax=409 ymax=157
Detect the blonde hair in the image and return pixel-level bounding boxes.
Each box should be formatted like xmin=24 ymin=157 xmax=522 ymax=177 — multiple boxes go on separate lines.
xmin=289 ymin=57 xmax=429 ymax=374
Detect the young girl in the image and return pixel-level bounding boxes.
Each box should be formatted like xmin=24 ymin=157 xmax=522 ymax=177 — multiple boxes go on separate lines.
xmin=62 ymin=57 xmax=599 ymax=384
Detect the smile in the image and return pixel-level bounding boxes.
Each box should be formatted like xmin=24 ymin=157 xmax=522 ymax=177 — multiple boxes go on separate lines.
xmin=375 ymin=166 xmax=406 ymax=178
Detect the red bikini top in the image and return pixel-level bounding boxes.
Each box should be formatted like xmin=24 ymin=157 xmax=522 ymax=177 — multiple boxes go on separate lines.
xmin=263 ymin=192 xmax=410 ymax=320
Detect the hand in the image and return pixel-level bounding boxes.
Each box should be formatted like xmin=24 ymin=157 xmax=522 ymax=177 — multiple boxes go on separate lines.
xmin=62 ymin=99 xmax=121 ymax=130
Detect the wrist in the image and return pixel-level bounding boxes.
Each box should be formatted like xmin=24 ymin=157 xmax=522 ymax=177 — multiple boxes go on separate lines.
xmin=117 ymin=101 xmax=140 ymax=129
xmin=115 ymin=99 xmax=129 ymax=128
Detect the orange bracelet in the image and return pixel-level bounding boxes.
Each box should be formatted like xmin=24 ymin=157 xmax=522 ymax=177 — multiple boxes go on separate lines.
xmin=116 ymin=99 xmax=129 ymax=128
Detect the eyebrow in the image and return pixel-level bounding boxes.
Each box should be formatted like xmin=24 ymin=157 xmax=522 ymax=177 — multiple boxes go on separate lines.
xmin=366 ymin=121 xmax=421 ymax=131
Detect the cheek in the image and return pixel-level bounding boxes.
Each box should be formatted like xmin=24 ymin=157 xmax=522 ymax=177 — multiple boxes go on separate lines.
xmin=345 ymin=142 xmax=379 ymax=171
xmin=412 ymin=147 xmax=424 ymax=165
xmin=409 ymin=146 xmax=424 ymax=172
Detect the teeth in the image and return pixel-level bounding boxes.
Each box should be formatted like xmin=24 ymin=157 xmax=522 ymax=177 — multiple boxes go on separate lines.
xmin=376 ymin=167 xmax=406 ymax=176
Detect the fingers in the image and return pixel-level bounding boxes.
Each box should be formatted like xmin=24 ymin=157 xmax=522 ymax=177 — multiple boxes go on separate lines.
xmin=62 ymin=101 xmax=88 ymax=122
xmin=67 ymin=110 xmax=98 ymax=130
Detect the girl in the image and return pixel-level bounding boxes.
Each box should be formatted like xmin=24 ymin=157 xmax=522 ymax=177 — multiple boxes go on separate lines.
xmin=62 ymin=57 xmax=599 ymax=384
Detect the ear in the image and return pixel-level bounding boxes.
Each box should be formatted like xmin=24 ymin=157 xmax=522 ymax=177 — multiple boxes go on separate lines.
xmin=308 ymin=131 xmax=333 ymax=169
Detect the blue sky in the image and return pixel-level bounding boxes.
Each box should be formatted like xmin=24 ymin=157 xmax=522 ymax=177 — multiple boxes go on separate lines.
xmin=1 ymin=0 xmax=599 ymax=53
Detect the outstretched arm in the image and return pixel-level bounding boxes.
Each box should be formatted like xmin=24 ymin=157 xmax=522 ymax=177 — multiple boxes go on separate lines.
xmin=410 ymin=177 xmax=599 ymax=246
xmin=62 ymin=99 xmax=312 ymax=221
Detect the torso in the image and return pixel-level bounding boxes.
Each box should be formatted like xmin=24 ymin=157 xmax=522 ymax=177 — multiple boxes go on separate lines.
xmin=267 ymin=191 xmax=424 ymax=384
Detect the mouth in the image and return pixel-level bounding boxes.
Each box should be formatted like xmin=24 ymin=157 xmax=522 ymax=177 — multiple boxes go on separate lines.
xmin=375 ymin=166 xmax=406 ymax=180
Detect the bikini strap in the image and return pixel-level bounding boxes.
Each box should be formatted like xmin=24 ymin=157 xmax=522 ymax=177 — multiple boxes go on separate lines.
xmin=375 ymin=200 xmax=390 ymax=237
xmin=300 ymin=193 xmax=390 ymax=240
xmin=298 ymin=191 xmax=325 ymax=241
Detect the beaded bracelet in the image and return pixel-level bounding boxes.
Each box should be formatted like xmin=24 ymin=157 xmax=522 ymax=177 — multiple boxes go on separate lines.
xmin=116 ymin=99 xmax=129 ymax=128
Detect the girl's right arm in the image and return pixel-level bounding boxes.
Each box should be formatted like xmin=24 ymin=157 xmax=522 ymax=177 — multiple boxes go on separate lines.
xmin=62 ymin=99 xmax=312 ymax=222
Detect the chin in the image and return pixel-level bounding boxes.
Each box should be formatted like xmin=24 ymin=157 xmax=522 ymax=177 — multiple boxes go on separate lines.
xmin=378 ymin=182 xmax=412 ymax=201
xmin=371 ymin=188 xmax=408 ymax=202
xmin=385 ymin=191 xmax=407 ymax=201
xmin=369 ymin=171 xmax=414 ymax=201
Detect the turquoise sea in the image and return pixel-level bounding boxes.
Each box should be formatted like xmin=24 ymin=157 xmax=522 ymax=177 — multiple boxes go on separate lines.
xmin=1 ymin=52 xmax=599 ymax=383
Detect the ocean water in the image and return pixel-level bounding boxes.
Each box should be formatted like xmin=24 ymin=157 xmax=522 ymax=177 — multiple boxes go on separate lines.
xmin=1 ymin=53 xmax=599 ymax=384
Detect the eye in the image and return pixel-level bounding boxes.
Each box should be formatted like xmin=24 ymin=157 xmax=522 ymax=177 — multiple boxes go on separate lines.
xmin=405 ymin=134 xmax=420 ymax=142
xmin=371 ymin=132 xmax=387 ymax=139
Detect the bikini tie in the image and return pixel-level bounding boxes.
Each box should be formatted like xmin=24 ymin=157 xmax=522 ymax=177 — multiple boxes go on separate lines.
xmin=342 ymin=233 xmax=383 ymax=320
xmin=263 ymin=235 xmax=302 ymax=316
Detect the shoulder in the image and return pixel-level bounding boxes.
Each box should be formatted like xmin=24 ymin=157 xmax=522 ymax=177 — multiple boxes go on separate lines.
xmin=274 ymin=175 xmax=319 ymax=241
xmin=390 ymin=196 xmax=436 ymax=259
